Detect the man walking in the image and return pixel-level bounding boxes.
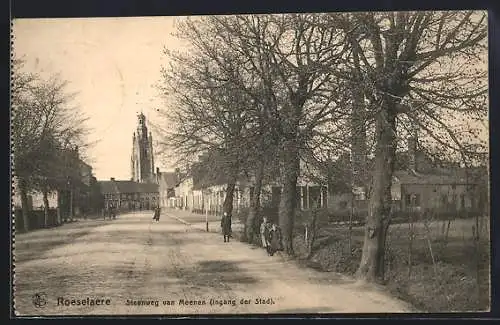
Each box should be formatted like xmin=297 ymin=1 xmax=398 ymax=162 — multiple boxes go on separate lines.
xmin=221 ymin=211 xmax=232 ymax=243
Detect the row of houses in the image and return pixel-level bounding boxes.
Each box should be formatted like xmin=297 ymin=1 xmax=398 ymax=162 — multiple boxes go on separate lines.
xmin=95 ymin=113 xmax=488 ymax=220
xmin=158 ymin=150 xmax=488 ymax=219
xmin=12 ymin=147 xmax=102 ymax=230
xmin=98 ymin=178 xmax=159 ymax=211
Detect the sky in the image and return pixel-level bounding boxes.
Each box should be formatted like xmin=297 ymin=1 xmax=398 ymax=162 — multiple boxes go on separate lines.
xmin=12 ymin=17 xmax=187 ymax=181
xmin=12 ymin=14 xmax=489 ymax=181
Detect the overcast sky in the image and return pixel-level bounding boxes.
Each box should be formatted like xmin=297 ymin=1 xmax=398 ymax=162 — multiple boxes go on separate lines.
xmin=12 ymin=14 xmax=489 ymax=181
xmin=13 ymin=17 xmax=186 ymax=181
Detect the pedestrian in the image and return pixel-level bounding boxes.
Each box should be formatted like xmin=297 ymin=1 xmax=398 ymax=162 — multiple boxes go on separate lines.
xmin=221 ymin=211 xmax=232 ymax=243
xmin=268 ymin=223 xmax=284 ymax=256
xmin=260 ymin=217 xmax=271 ymax=255
xmin=152 ymin=206 xmax=161 ymax=222
xmin=111 ymin=205 xmax=117 ymax=220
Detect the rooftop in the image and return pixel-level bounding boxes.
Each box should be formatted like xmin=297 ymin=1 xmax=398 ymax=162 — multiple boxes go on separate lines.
xmin=98 ymin=180 xmax=159 ymax=194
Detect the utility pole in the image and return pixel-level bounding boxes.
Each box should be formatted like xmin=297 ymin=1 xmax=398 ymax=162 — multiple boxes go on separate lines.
xmin=206 ymin=199 xmax=209 ymax=232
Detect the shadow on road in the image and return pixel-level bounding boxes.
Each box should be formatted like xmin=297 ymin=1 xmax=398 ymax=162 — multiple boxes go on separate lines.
xmin=172 ymin=259 xmax=259 ymax=290
xmin=14 ymin=225 xmax=103 ymax=264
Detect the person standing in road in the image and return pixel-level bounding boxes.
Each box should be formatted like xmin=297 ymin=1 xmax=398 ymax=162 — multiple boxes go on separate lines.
xmin=152 ymin=205 xmax=161 ymax=222
xmin=221 ymin=211 xmax=232 ymax=242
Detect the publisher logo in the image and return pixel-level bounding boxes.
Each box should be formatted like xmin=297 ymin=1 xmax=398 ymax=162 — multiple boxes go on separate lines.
xmin=32 ymin=292 xmax=47 ymax=308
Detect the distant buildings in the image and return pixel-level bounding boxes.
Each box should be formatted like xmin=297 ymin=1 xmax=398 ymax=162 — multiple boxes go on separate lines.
xmin=162 ymin=134 xmax=488 ymax=221
xmin=158 ymin=168 xmax=181 ymax=208
xmin=162 ymin=150 xmax=328 ymax=216
xmin=99 ymin=178 xmax=159 ymax=211
xmin=98 ymin=112 xmax=159 ymax=211
xmin=12 ymin=146 xmax=99 ymax=230
xmin=328 ymin=133 xmax=488 ymax=218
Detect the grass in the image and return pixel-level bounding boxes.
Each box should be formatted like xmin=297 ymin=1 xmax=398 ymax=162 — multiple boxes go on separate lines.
xmin=236 ymin=213 xmax=490 ymax=312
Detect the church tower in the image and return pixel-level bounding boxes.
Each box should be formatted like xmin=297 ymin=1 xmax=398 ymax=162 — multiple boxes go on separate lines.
xmin=131 ymin=112 xmax=155 ymax=183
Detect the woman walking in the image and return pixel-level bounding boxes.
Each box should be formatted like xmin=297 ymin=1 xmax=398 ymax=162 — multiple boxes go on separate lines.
xmin=152 ymin=206 xmax=161 ymax=222
xmin=260 ymin=217 xmax=271 ymax=255
xmin=221 ymin=212 xmax=232 ymax=242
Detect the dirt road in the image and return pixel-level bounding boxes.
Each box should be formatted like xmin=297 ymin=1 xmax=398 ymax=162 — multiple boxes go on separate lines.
xmin=14 ymin=211 xmax=412 ymax=315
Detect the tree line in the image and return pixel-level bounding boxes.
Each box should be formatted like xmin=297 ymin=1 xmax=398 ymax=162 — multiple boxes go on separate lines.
xmin=11 ymin=58 xmax=92 ymax=232
xmin=156 ymin=11 xmax=488 ymax=284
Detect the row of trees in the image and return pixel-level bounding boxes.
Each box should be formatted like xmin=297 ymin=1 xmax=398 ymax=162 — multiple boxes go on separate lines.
xmin=11 ymin=58 xmax=92 ymax=232
xmin=157 ymin=11 xmax=487 ymax=283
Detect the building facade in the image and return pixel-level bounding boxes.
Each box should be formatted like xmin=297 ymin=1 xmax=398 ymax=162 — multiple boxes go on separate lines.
xmin=158 ymin=169 xmax=180 ymax=208
xmin=99 ymin=178 xmax=159 ymax=211
xmin=98 ymin=112 xmax=160 ymax=211
xmin=165 ymin=153 xmax=328 ymax=216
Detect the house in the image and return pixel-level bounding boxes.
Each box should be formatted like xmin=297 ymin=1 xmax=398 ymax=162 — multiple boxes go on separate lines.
xmin=391 ymin=167 xmax=488 ymax=214
xmin=12 ymin=154 xmax=95 ymax=216
xmin=158 ymin=168 xmax=181 ymax=208
xmin=327 ymin=146 xmax=488 ymax=218
xmin=98 ymin=178 xmax=159 ymax=211
xmin=167 ymin=148 xmax=329 ymax=215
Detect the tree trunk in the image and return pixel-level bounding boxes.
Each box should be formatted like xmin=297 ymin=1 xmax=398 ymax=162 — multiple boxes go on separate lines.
xmin=356 ymin=108 xmax=396 ymax=283
xmin=18 ymin=177 xmax=30 ymax=232
xmin=42 ymin=187 xmax=50 ymax=228
xmin=306 ymin=208 xmax=318 ymax=259
xmin=245 ymin=158 xmax=265 ymax=244
xmin=223 ymin=182 xmax=236 ymax=215
xmin=279 ymin=137 xmax=300 ymax=256
xmin=222 ymin=165 xmax=239 ymax=215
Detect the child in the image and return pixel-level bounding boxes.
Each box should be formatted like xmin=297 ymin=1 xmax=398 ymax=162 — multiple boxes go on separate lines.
xmin=260 ymin=217 xmax=271 ymax=255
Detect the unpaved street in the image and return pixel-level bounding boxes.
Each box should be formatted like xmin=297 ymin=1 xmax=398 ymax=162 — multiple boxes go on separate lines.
xmin=14 ymin=211 xmax=412 ymax=315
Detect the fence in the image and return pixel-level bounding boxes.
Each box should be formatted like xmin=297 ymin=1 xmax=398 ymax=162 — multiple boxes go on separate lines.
xmin=14 ymin=208 xmax=59 ymax=232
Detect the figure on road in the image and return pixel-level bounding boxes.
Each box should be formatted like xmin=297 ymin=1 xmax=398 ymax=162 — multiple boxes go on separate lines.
xmin=260 ymin=217 xmax=271 ymax=254
xmin=105 ymin=204 xmax=116 ymax=220
xmin=221 ymin=211 xmax=232 ymax=242
xmin=152 ymin=206 xmax=161 ymax=222
xmin=268 ymin=223 xmax=284 ymax=256
xmin=111 ymin=205 xmax=117 ymax=220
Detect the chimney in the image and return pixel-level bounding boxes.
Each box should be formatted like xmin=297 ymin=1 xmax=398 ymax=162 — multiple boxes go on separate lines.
xmin=110 ymin=177 xmax=115 ymax=181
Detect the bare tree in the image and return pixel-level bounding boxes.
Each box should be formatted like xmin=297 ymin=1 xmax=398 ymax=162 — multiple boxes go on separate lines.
xmin=156 ymin=23 xmax=254 ymax=216
xmin=327 ymin=11 xmax=487 ymax=283
xmin=12 ymin=60 xmax=90 ymax=230
xmin=191 ymin=14 xmax=351 ymax=255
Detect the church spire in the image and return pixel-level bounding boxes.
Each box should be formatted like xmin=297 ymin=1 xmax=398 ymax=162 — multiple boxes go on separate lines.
xmin=131 ymin=111 xmax=155 ymax=183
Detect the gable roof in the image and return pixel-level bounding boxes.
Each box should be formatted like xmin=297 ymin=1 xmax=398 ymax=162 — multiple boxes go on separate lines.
xmin=99 ymin=181 xmax=118 ymax=194
xmin=159 ymin=172 xmax=179 ymax=189
xmin=98 ymin=180 xmax=159 ymax=194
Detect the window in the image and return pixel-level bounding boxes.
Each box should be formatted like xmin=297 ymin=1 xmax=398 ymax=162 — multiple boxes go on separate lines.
xmin=406 ymin=193 xmax=421 ymax=207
